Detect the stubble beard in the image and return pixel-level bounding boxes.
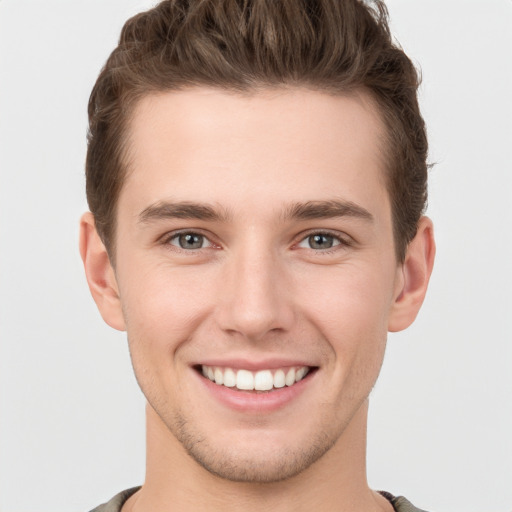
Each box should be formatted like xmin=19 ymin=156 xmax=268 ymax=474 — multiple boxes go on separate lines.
xmin=165 ymin=406 xmax=344 ymax=484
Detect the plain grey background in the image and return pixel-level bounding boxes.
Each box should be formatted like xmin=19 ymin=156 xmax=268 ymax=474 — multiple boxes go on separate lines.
xmin=0 ymin=1 xmax=511 ymax=511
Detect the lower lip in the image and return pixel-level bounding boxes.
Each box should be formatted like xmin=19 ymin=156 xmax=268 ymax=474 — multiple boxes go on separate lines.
xmin=195 ymin=369 xmax=316 ymax=413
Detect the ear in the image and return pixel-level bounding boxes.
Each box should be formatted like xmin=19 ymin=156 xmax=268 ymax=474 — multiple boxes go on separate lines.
xmin=388 ymin=216 xmax=436 ymax=332
xmin=79 ymin=212 xmax=126 ymax=331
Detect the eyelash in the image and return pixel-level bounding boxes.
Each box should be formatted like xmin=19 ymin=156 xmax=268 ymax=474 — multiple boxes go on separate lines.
xmin=161 ymin=230 xmax=217 ymax=252
xmin=160 ymin=229 xmax=351 ymax=254
xmin=294 ymin=230 xmax=352 ymax=254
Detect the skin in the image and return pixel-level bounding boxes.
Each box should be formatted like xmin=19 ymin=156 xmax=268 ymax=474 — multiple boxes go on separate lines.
xmin=80 ymin=87 xmax=435 ymax=512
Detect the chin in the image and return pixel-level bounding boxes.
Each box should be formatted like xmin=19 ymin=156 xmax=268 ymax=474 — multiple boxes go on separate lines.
xmin=185 ymin=440 xmax=334 ymax=483
xmin=169 ymin=410 xmax=340 ymax=483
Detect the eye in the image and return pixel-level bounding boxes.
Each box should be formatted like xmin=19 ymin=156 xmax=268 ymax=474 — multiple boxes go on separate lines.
xmin=297 ymin=233 xmax=343 ymax=250
xmin=168 ymin=232 xmax=211 ymax=250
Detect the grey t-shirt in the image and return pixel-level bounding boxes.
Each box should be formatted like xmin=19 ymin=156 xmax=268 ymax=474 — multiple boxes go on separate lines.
xmin=89 ymin=487 xmax=429 ymax=512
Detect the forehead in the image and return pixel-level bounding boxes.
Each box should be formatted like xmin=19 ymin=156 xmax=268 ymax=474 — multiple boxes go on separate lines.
xmin=121 ymin=87 xmax=390 ymax=219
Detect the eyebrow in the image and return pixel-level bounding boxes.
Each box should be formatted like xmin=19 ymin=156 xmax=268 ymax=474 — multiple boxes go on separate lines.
xmin=282 ymin=200 xmax=374 ymax=222
xmin=138 ymin=201 xmax=232 ymax=224
xmin=138 ymin=199 xmax=373 ymax=225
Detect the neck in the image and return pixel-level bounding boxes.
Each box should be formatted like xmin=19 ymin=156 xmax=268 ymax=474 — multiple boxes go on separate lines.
xmin=124 ymin=399 xmax=391 ymax=512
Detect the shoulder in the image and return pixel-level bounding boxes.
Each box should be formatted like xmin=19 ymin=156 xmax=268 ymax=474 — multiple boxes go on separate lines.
xmin=379 ymin=491 xmax=430 ymax=512
xmin=88 ymin=487 xmax=141 ymax=512
xmin=89 ymin=488 xmax=428 ymax=512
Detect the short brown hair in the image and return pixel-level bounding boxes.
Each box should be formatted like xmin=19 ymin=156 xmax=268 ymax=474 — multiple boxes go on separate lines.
xmin=86 ymin=0 xmax=428 ymax=261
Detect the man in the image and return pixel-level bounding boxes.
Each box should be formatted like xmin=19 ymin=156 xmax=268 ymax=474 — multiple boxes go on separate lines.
xmin=79 ymin=0 xmax=435 ymax=510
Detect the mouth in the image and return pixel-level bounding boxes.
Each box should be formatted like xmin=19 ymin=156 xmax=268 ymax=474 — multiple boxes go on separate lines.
xmin=196 ymin=364 xmax=316 ymax=393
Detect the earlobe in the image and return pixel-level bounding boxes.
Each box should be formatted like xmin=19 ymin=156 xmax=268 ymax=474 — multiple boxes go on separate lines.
xmin=79 ymin=212 xmax=126 ymax=331
xmin=388 ymin=216 xmax=436 ymax=332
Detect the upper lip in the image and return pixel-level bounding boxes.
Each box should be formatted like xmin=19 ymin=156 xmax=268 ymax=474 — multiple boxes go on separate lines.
xmin=193 ymin=358 xmax=317 ymax=371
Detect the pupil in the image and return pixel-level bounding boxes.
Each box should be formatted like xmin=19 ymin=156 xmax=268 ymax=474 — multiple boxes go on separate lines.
xmin=310 ymin=234 xmax=333 ymax=249
xmin=180 ymin=233 xmax=203 ymax=249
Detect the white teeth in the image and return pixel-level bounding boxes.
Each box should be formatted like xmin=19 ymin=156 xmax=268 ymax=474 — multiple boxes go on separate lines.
xmin=273 ymin=369 xmax=285 ymax=388
xmin=223 ymin=368 xmax=236 ymax=387
xmin=254 ymin=370 xmax=273 ymax=391
xmin=200 ymin=365 xmax=311 ymax=391
xmin=236 ymin=369 xmax=254 ymax=390
xmin=214 ymin=368 xmax=224 ymax=385
xmin=285 ymin=368 xmax=296 ymax=386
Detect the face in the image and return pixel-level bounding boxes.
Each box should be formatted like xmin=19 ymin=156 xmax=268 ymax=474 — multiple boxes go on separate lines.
xmin=106 ymin=87 xmax=405 ymax=482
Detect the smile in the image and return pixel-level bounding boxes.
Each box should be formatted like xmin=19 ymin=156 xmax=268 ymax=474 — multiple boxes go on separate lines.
xmin=200 ymin=365 xmax=311 ymax=392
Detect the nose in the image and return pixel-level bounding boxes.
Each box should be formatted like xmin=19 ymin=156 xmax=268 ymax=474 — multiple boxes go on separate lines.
xmin=215 ymin=244 xmax=295 ymax=341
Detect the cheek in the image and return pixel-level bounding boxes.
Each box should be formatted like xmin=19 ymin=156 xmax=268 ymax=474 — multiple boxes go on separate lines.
xmin=119 ymin=261 xmax=216 ymax=338
xmin=117 ymin=263 xmax=219 ymax=400
xmin=298 ymin=262 xmax=395 ymax=336
xmin=120 ymin=266 xmax=213 ymax=401
xmin=296 ymin=262 xmax=395 ymax=383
